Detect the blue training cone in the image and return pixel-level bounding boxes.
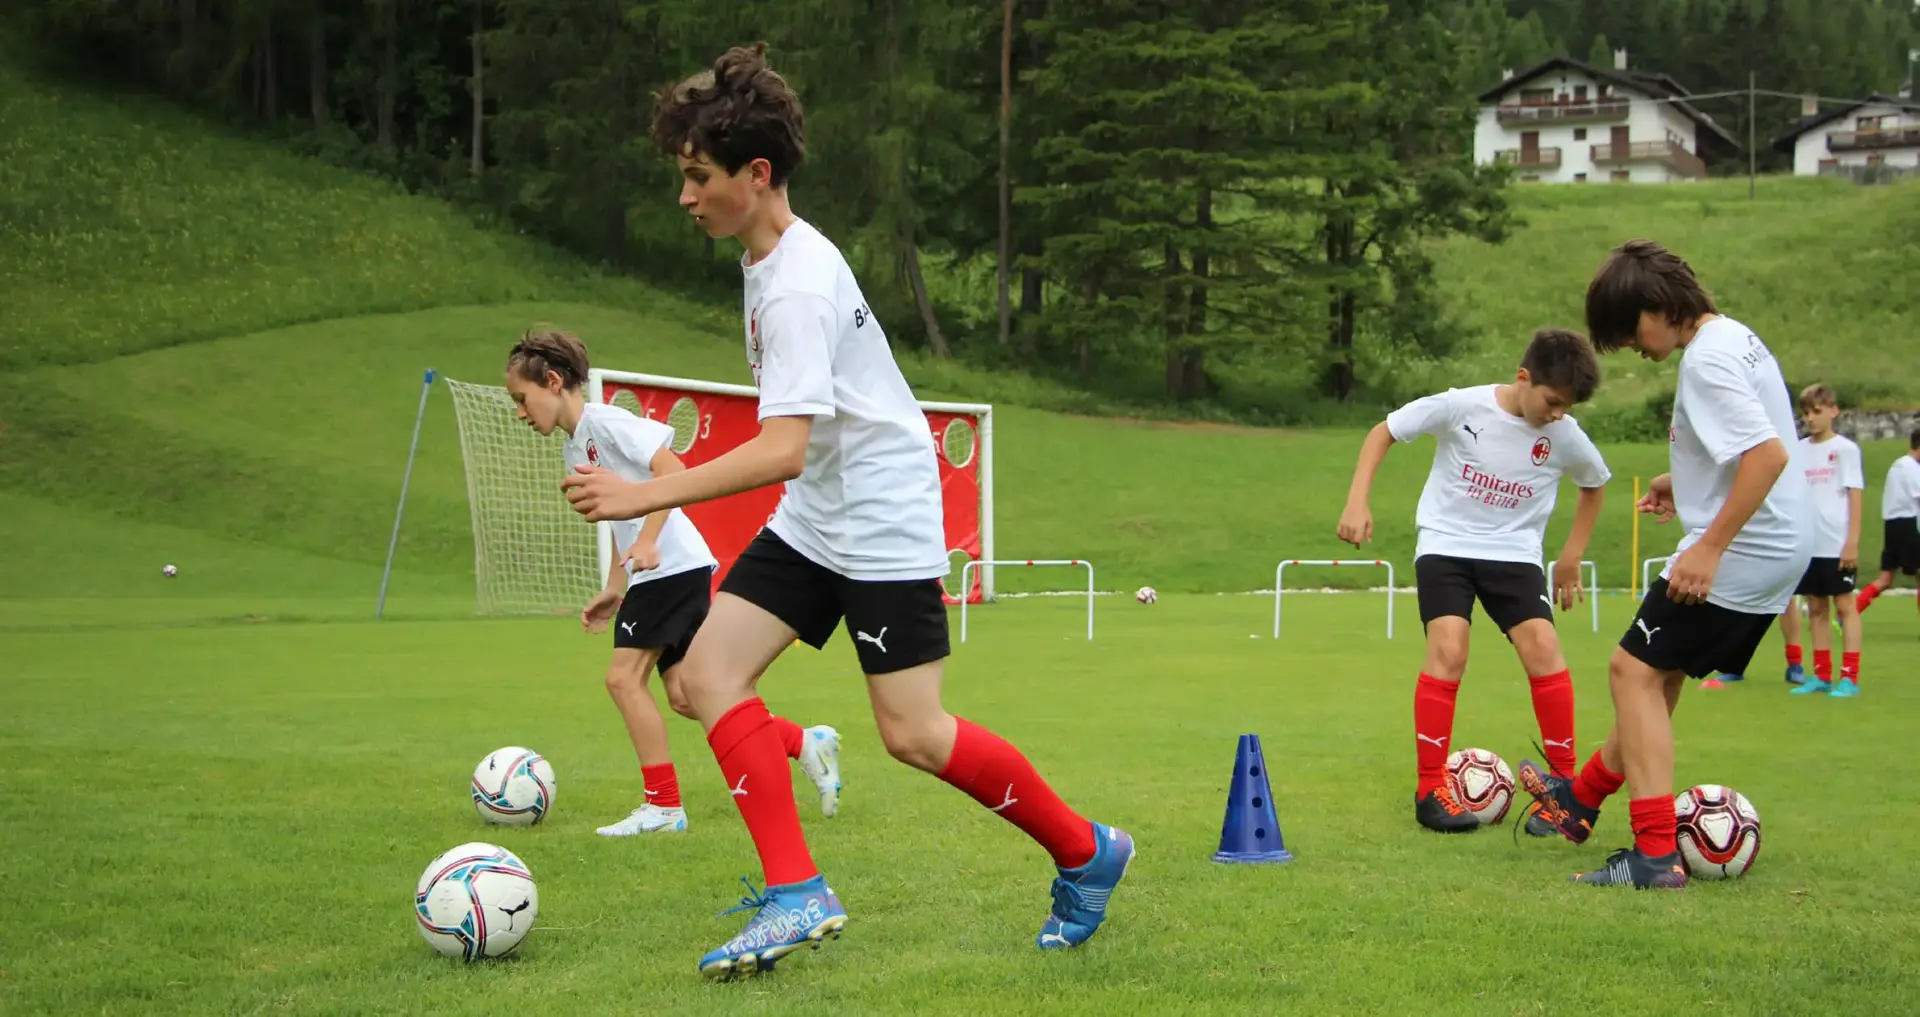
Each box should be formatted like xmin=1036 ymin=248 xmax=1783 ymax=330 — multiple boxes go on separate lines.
xmin=1211 ymin=733 xmax=1294 ymax=864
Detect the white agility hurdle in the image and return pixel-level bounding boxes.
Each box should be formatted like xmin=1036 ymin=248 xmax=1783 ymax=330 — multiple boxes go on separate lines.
xmin=1542 ymin=559 xmax=1600 ymax=631
xmin=1641 ymin=556 xmax=1675 ymax=598
xmin=1273 ymin=559 xmax=1395 ymax=640
xmin=958 ymin=559 xmax=1095 ymax=643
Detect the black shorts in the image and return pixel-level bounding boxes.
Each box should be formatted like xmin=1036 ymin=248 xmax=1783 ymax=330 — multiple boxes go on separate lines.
xmin=1795 ymin=557 xmax=1858 ymax=598
xmin=611 ymin=566 xmax=714 ymax=674
xmin=719 ymin=528 xmax=950 ymax=675
xmin=1414 ymin=554 xmax=1554 ymax=636
xmin=1882 ymin=519 xmax=1920 ymax=576
xmin=1620 ymin=578 xmax=1775 ymax=679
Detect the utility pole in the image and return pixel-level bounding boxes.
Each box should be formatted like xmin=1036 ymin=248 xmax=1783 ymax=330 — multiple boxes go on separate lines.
xmin=1747 ymin=71 xmax=1756 ymax=200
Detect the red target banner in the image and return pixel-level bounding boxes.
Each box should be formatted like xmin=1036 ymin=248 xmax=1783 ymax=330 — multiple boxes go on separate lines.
xmin=598 ymin=376 xmax=986 ymax=604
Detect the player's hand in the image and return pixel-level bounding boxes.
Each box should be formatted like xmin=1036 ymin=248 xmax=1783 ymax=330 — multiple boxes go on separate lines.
xmin=1840 ymin=542 xmax=1859 ymax=572
xmin=622 ymin=538 xmax=661 ymax=572
xmin=1666 ymin=542 xmax=1723 ymax=606
xmin=1336 ymin=503 xmax=1373 ymax=549
xmin=581 ymin=587 xmax=622 ymax=633
xmin=1636 ymin=473 xmax=1676 ymax=523
xmin=562 ymin=465 xmax=654 ymax=522
xmin=1551 ymin=556 xmax=1585 ymax=611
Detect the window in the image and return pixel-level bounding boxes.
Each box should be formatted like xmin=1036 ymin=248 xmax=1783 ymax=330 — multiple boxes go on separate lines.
xmin=1574 ymin=85 xmax=1589 ymax=102
xmin=1574 ymin=173 xmax=1588 ymax=182
xmin=1574 ymin=128 xmax=1587 ymax=141
xmin=1521 ymin=88 xmax=1553 ymax=106
xmin=1521 ymin=175 xmax=1541 ymax=183
xmin=1611 ymin=170 xmax=1631 ymax=181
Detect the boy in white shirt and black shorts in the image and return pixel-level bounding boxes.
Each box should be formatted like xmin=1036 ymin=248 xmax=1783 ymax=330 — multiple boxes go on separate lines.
xmin=562 ymin=43 xmax=1132 ymax=979
xmin=1518 ymin=240 xmax=1811 ymax=889
xmin=1855 ymin=429 xmax=1920 ymax=619
xmin=1780 ymin=384 xmax=1866 ymax=697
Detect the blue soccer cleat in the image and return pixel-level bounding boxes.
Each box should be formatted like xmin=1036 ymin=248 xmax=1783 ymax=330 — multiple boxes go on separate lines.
xmin=1790 ymin=677 xmax=1832 ymax=695
xmin=1785 ymin=663 xmax=1807 ymax=686
xmin=698 ymin=874 xmax=847 ymax=980
xmin=1830 ymin=678 xmax=1861 ymax=698
xmin=1716 ymin=671 xmax=1746 ymax=683
xmin=1037 ymin=822 xmax=1134 ymax=950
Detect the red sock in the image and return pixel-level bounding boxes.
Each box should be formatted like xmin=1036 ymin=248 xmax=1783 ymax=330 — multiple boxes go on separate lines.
xmin=939 ymin=717 xmax=1097 ymax=869
xmin=1814 ymin=649 xmax=1833 ymax=683
xmin=1785 ymin=644 xmax=1802 ymax=667
xmin=641 ymin=762 xmax=682 ymax=810
xmin=1629 ymin=795 xmax=1677 ymax=858
xmin=1571 ymin=750 xmax=1625 ymax=809
xmin=1857 ymin=583 xmax=1882 ymax=613
xmin=707 ymin=698 xmax=818 ymax=887
xmin=1527 ymin=670 xmax=1577 ymax=775
xmin=1413 ymin=673 xmax=1460 ymax=794
xmin=1842 ymin=651 xmax=1860 ymax=683
xmin=771 ymin=716 xmax=805 ymax=759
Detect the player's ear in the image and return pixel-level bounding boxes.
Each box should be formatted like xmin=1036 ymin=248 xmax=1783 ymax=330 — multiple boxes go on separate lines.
xmin=748 ymin=157 xmax=774 ymax=189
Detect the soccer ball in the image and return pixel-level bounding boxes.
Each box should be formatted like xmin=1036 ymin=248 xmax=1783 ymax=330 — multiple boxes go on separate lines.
xmin=1674 ymin=784 xmax=1761 ymax=879
xmin=161 ymin=564 xmax=178 ymax=578
xmin=1135 ymin=586 xmax=1157 ymax=604
xmin=471 ymin=747 xmax=556 ymax=826
xmin=415 ymin=842 xmax=539 ymax=960
xmin=1445 ymin=748 xmax=1515 ymax=825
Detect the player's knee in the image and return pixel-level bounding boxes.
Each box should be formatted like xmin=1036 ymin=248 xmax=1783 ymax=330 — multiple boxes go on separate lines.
xmin=874 ymin=714 xmax=946 ymax=771
xmin=605 ymin=658 xmax=651 ymax=696
xmin=659 ymin=668 xmax=697 ymax=719
xmin=1808 ymin=597 xmax=1832 ymax=620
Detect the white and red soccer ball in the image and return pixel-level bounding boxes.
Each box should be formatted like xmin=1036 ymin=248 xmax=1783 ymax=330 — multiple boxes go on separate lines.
xmin=415 ymin=841 xmax=539 ymax=960
xmin=1674 ymin=783 xmax=1761 ymax=879
xmin=1134 ymin=586 xmax=1157 ymax=605
xmin=161 ymin=564 xmax=178 ymax=578
xmin=471 ymin=747 xmax=556 ymax=826
xmin=1445 ymin=748 xmax=1515 ymax=825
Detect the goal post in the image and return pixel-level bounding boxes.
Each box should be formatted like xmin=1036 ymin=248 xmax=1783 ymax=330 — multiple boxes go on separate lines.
xmin=438 ymin=369 xmax=995 ymax=616
xmin=957 ymin=559 xmax=1095 ymax=643
xmin=1542 ymin=559 xmax=1600 ymax=631
xmin=1272 ymin=559 xmax=1396 ymax=640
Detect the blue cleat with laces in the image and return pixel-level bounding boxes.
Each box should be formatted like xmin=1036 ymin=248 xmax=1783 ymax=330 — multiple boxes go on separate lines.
xmin=1036 ymin=822 xmax=1135 ymax=950
xmin=698 ymin=874 xmax=847 ymax=980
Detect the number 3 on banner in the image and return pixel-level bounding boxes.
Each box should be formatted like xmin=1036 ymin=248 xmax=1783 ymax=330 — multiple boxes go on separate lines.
xmin=701 ymin=414 xmax=712 ymax=439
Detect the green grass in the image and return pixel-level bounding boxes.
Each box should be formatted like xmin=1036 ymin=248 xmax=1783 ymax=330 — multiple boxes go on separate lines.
xmin=1432 ymin=176 xmax=1920 ymax=411
xmin=7 ymin=588 xmax=1920 ymax=1015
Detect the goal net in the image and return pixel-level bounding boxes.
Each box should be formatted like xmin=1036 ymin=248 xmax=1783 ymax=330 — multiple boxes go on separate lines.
xmin=442 ymin=369 xmax=995 ymax=616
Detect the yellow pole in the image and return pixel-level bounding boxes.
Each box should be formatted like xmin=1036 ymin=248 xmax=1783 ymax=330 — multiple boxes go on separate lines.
xmin=1631 ymin=475 xmax=1641 ymax=599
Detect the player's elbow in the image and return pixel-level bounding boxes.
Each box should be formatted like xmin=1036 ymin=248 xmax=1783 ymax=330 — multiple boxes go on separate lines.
xmin=1747 ymin=438 xmax=1791 ymax=476
xmin=756 ymin=417 xmax=813 ymax=482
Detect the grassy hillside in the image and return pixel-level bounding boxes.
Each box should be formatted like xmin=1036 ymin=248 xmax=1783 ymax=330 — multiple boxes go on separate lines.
xmin=1431 ymin=176 xmax=1920 ymax=412
xmin=5 ymin=66 xmax=1918 ymax=612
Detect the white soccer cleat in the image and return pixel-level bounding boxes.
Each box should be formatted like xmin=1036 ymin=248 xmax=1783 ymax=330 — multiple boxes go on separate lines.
xmin=797 ymin=725 xmax=842 ymax=818
xmin=595 ymin=804 xmax=687 ymax=837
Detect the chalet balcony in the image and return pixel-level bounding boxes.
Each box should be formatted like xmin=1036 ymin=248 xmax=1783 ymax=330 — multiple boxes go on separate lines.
xmin=1591 ymin=140 xmax=1707 ymax=179
xmin=1827 ymin=126 xmax=1920 ymax=152
xmin=1495 ymin=146 xmax=1562 ymax=168
xmin=1494 ymin=99 xmax=1631 ymax=126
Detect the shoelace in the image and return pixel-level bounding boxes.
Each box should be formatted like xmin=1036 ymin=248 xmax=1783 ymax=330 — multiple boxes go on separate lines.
xmin=1510 ymin=739 xmax=1576 ymax=847
xmin=715 ymin=876 xmax=775 ymax=920
xmin=1590 ymin=847 xmax=1635 ymax=884
xmin=1049 ymin=875 xmax=1092 ymax=922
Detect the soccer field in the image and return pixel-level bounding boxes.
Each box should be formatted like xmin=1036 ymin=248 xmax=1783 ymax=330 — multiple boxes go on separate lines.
xmin=8 ymin=591 xmax=1920 ymax=1015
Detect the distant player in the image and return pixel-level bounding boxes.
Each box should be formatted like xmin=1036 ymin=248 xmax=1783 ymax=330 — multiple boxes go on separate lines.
xmin=1854 ymin=428 xmax=1920 ymax=618
xmin=1519 ymin=240 xmax=1810 ymax=889
xmin=1779 ymin=384 xmax=1865 ymax=697
xmin=1337 ymin=328 xmax=1610 ymax=835
xmin=561 ymin=44 xmax=1131 ymax=979
xmin=503 ymin=329 xmax=842 ymax=837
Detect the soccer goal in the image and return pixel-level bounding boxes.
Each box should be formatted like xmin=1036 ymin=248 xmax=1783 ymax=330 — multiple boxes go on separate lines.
xmin=1273 ymin=559 xmax=1396 ymax=640
xmin=437 ymin=370 xmax=995 ymax=616
xmin=956 ymin=559 xmax=1095 ymax=643
xmin=1640 ymin=555 xmax=1675 ymax=598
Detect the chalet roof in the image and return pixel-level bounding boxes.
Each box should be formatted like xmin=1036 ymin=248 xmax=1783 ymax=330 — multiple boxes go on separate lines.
xmin=1769 ymin=93 xmax=1920 ymax=153
xmin=1478 ymin=55 xmax=1742 ymax=154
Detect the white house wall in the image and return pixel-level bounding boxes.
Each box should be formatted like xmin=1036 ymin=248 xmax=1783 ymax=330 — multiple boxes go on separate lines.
xmin=1791 ymin=101 xmax=1920 ymax=175
xmin=1474 ymin=71 xmax=1711 ymax=184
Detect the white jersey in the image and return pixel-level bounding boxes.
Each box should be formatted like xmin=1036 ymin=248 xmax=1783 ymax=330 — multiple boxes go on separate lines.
xmin=742 ymin=218 xmax=947 ymax=581
xmin=1883 ymin=455 xmax=1920 ymax=521
xmin=1793 ymin=434 xmax=1864 ymax=557
xmin=563 ymin=403 xmax=717 ymax=588
xmin=1659 ymin=316 xmax=1812 ymax=613
xmin=1385 ymin=384 xmax=1612 ymax=566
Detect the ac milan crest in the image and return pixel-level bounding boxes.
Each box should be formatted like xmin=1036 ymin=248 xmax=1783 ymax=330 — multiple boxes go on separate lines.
xmin=585 ymin=439 xmax=600 ymax=465
xmin=1530 ymin=436 xmax=1551 ymax=465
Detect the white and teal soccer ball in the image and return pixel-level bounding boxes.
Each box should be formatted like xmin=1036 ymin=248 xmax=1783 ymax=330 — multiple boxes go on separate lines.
xmin=471 ymin=747 xmax=556 ymax=826
xmin=414 ymin=842 xmax=538 ymax=960
xmin=161 ymin=564 xmax=178 ymax=578
xmin=1445 ymin=748 xmax=1515 ymax=825
xmin=1675 ymin=784 xmax=1761 ymax=879
xmin=1135 ymin=586 xmax=1158 ymax=604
